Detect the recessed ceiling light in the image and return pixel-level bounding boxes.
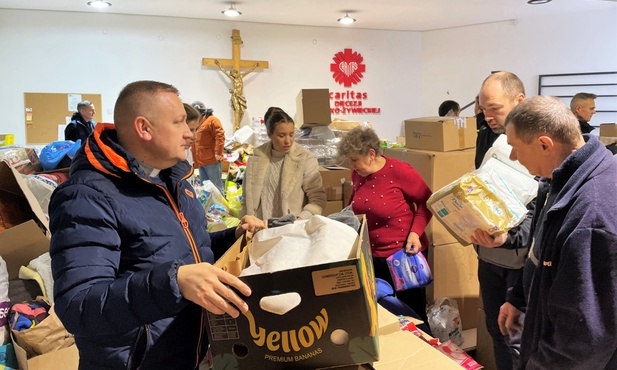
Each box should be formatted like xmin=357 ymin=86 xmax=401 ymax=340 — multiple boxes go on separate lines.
xmin=338 ymin=12 xmax=356 ymax=25
xmin=87 ymin=0 xmax=112 ymax=8
xmin=527 ymin=0 xmax=551 ymax=4
xmin=222 ymin=4 xmax=242 ymax=17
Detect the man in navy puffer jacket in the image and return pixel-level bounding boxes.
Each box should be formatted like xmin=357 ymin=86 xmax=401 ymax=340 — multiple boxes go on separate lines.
xmin=49 ymin=80 xmax=266 ymax=370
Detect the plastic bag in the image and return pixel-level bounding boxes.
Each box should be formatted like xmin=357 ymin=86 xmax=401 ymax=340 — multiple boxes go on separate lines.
xmin=39 ymin=140 xmax=81 ymax=171
xmin=386 ymin=249 xmax=433 ymax=291
xmin=225 ymin=181 xmax=242 ymax=217
xmin=427 ymin=297 xmax=463 ymax=346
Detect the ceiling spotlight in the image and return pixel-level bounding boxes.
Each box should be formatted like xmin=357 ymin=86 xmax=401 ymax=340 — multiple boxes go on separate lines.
xmin=87 ymin=0 xmax=112 ymax=8
xmin=338 ymin=12 xmax=356 ymax=25
xmin=527 ymin=0 xmax=551 ymax=4
xmin=222 ymin=4 xmax=242 ymax=17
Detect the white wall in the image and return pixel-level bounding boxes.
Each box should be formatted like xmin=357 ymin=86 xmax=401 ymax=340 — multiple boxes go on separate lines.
xmin=420 ymin=8 xmax=617 ymax=125
xmin=1 ymin=8 xmax=616 ymax=146
xmin=0 ymin=9 xmax=422 ymax=145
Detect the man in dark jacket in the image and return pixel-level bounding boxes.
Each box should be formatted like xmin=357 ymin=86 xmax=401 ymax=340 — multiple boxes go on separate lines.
xmin=500 ymin=96 xmax=617 ymax=369
xmin=472 ymin=71 xmax=532 ymax=370
xmin=64 ymin=100 xmax=97 ymax=143
xmin=570 ymin=92 xmax=597 ymax=134
xmin=49 ymin=80 xmax=266 ymax=369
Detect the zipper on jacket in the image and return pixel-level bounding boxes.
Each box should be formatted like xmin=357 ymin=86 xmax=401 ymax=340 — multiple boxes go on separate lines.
xmin=127 ymin=324 xmax=150 ymax=370
xmin=141 ymin=175 xmax=206 ymax=366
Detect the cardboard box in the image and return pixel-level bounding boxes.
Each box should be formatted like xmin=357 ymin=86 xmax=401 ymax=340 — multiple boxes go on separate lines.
xmin=598 ymin=136 xmax=617 ymax=146
xmin=329 ymin=120 xmax=372 ymax=131
xmin=0 ymin=134 xmax=15 ymax=147
xmin=0 ymin=161 xmax=79 ymax=369
xmin=0 ymin=147 xmax=43 ymax=174
xmin=599 ymin=123 xmax=617 ymax=137
xmin=206 ymin=216 xmax=379 ymax=369
xmin=373 ymin=330 xmax=462 ymax=369
xmin=383 ymin=148 xmax=476 ymax=245
xmin=0 ymin=161 xmax=50 ymax=279
xmin=405 ymin=117 xmax=476 ymax=152
xmin=16 ymin=345 xmax=79 ymax=370
xmin=319 ymin=166 xmax=352 ymax=201
xmin=12 ymin=324 xmax=79 ymax=370
xmin=323 ymin=200 xmax=344 ymax=216
xmin=427 ymin=242 xmax=480 ymax=331
xmin=297 ymin=89 xmax=332 ymax=128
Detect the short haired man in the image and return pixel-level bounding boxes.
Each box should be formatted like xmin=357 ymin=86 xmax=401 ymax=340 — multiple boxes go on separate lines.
xmin=472 ymin=71 xmax=532 ymax=370
xmin=570 ymin=92 xmax=597 ymax=134
xmin=49 ymin=80 xmax=266 ymax=369
xmin=502 ymin=96 xmax=617 ymax=369
xmin=64 ymin=100 xmax=96 ymax=143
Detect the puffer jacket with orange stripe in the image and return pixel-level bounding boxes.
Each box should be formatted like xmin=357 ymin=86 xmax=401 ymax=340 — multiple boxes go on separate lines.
xmin=49 ymin=124 xmax=236 ymax=370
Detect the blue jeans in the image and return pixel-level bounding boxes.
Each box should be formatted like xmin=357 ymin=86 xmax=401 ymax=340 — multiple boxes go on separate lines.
xmin=478 ymin=259 xmax=522 ymax=370
xmin=198 ymin=163 xmax=225 ymax=196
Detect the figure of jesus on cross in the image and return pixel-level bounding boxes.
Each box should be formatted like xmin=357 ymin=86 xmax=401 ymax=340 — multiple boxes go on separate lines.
xmin=203 ymin=30 xmax=269 ymax=132
xmin=214 ymin=59 xmax=258 ymax=132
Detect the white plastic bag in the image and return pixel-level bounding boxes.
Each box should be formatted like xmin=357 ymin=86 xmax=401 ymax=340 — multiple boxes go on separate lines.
xmin=427 ymin=297 xmax=463 ymax=346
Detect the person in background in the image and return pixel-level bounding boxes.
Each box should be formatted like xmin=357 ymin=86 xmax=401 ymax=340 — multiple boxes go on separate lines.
xmin=241 ymin=108 xmax=326 ymax=220
xmin=49 ymin=80 xmax=266 ymax=370
xmin=475 ymin=94 xmax=488 ymax=131
xmin=499 ymin=96 xmax=617 ymax=369
xmin=570 ymin=92 xmax=597 ymax=134
xmin=190 ymin=101 xmax=226 ymax=196
xmin=183 ymin=103 xmax=201 ymax=167
xmin=438 ymin=100 xmax=460 ymax=117
xmin=337 ymin=126 xmax=433 ymax=325
xmin=472 ymin=71 xmax=533 ymax=370
xmin=64 ymin=100 xmax=96 ymax=144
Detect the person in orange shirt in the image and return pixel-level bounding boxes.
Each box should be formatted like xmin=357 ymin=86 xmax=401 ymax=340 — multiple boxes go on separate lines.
xmin=190 ymin=101 xmax=226 ymax=195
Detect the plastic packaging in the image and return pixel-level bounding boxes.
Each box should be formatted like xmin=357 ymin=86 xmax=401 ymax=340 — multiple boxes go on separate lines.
xmin=427 ymin=297 xmax=464 ymax=346
xmin=386 ymin=249 xmax=433 ymax=291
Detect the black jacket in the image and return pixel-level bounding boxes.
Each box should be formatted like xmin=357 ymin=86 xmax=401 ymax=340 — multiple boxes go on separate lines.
xmin=64 ymin=112 xmax=95 ymax=144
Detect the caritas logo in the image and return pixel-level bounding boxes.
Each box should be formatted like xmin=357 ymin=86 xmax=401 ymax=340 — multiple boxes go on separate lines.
xmin=330 ymin=48 xmax=366 ymax=87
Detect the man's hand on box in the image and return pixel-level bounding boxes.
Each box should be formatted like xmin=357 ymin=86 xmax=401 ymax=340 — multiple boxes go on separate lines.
xmin=470 ymin=229 xmax=507 ymax=247
xmin=235 ymin=215 xmax=267 ymax=239
xmin=177 ymin=263 xmax=251 ymax=318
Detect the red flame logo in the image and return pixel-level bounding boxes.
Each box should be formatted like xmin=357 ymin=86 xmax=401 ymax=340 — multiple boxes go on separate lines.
xmin=330 ymin=48 xmax=366 ymax=87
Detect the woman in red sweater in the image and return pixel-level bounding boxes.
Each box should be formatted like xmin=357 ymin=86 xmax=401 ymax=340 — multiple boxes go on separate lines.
xmin=338 ymin=126 xmax=433 ymax=323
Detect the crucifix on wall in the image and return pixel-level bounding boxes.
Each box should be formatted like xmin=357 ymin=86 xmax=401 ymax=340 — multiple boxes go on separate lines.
xmin=202 ymin=29 xmax=269 ymax=132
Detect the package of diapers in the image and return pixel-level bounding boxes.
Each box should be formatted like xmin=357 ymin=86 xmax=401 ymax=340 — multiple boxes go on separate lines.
xmin=427 ymin=171 xmax=526 ymax=245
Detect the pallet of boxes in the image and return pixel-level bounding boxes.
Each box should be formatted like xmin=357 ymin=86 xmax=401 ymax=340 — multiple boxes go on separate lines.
xmin=384 ymin=116 xmax=481 ymax=354
xmin=0 ymin=157 xmax=79 ymax=370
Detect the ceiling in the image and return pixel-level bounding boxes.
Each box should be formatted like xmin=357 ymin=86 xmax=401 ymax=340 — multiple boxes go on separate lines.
xmin=1 ymin=0 xmax=616 ymax=31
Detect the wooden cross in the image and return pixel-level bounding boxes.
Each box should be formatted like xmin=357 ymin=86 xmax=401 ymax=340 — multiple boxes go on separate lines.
xmin=202 ymin=29 xmax=269 ymax=132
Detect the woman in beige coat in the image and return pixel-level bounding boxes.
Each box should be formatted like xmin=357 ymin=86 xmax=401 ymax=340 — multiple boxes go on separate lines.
xmin=241 ymin=108 xmax=326 ymax=220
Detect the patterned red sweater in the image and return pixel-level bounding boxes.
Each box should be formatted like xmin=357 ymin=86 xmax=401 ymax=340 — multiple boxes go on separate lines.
xmin=349 ymin=156 xmax=433 ymax=258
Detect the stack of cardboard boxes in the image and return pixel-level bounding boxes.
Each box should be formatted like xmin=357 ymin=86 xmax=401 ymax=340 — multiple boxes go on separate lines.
xmin=318 ymin=166 xmax=353 ymax=216
xmin=386 ymin=116 xmax=482 ymax=353
xmin=599 ymin=123 xmax=617 ymax=146
xmin=0 ymin=161 xmax=79 ymax=369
